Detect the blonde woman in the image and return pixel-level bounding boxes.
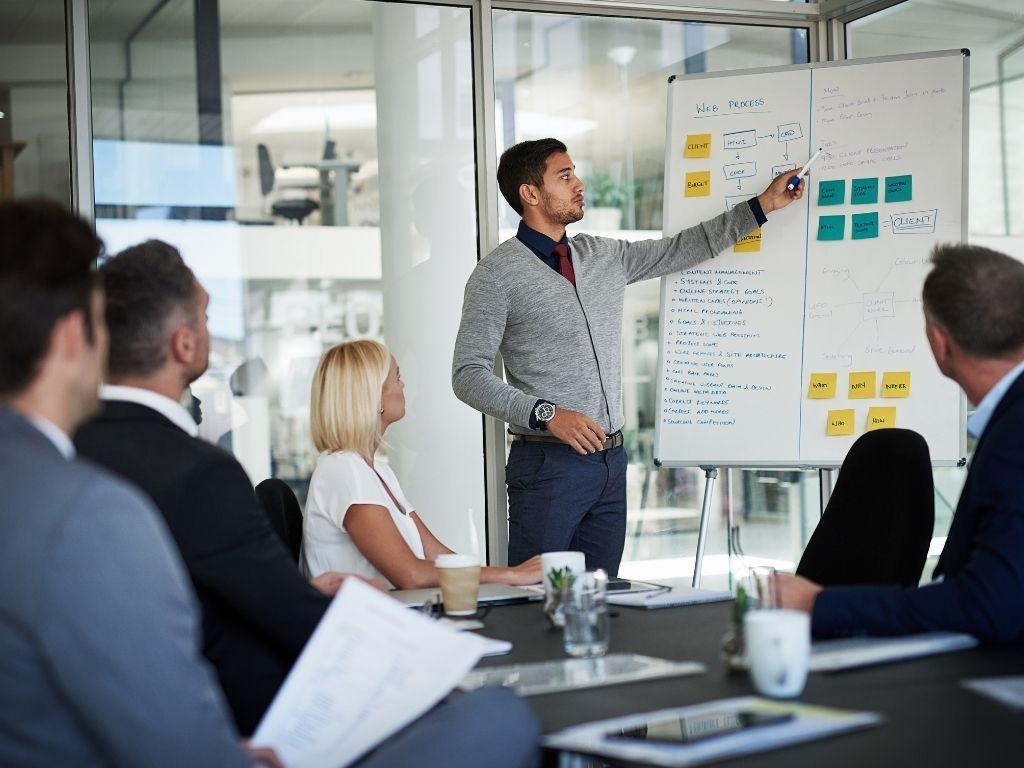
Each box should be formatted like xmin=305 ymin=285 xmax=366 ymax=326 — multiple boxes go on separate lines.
xmin=301 ymin=340 xmax=542 ymax=589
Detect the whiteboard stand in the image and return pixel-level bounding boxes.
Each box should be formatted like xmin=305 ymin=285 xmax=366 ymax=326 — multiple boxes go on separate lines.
xmin=819 ymin=468 xmax=835 ymax=517
xmin=692 ymin=466 xmax=718 ymax=588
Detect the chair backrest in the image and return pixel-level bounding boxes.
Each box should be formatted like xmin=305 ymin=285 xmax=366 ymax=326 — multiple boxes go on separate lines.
xmin=255 ymin=478 xmax=303 ymax=564
xmin=796 ymin=428 xmax=935 ymax=588
xmin=256 ymin=144 xmax=276 ymax=197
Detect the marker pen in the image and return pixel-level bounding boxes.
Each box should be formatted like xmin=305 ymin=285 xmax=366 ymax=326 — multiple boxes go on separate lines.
xmin=787 ymin=148 xmax=823 ymax=191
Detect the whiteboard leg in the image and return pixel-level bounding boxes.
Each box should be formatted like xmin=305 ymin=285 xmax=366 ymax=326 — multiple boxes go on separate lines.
xmin=818 ymin=468 xmax=834 ymax=518
xmin=693 ymin=467 xmax=718 ymax=588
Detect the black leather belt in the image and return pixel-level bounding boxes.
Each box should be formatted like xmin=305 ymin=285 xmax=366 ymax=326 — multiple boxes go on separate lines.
xmin=510 ymin=430 xmax=623 ymax=451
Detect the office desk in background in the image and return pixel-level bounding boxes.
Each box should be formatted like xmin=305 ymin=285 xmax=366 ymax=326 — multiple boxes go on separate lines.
xmin=471 ymin=600 xmax=1024 ymax=767
xmin=282 ymin=159 xmax=361 ymax=226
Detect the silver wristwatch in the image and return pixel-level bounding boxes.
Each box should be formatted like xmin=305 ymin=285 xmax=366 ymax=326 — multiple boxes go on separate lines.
xmin=534 ymin=401 xmax=556 ymax=430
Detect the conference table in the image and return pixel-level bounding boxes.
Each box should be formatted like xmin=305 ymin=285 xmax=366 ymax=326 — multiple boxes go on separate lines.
xmin=471 ymin=596 xmax=1024 ymax=766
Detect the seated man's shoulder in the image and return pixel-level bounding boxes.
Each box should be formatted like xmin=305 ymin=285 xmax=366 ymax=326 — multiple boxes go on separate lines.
xmin=2 ymin=450 xmax=163 ymax=593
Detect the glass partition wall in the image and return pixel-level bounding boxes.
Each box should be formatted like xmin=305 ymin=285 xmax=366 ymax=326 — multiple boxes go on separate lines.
xmin=88 ymin=0 xmax=485 ymax=556
xmin=76 ymin=0 xmax=978 ymax=587
xmin=0 ymin=0 xmax=73 ymax=204
xmin=492 ymin=12 xmax=811 ymax=586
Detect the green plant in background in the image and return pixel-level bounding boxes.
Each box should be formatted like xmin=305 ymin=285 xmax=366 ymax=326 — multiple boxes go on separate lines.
xmin=586 ymin=172 xmax=625 ymax=209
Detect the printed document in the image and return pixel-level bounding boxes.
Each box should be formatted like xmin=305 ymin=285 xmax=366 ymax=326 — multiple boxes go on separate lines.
xmin=252 ymin=578 xmax=486 ymax=768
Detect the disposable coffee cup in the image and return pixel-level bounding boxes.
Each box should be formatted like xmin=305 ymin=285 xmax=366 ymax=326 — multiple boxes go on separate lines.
xmin=435 ymin=554 xmax=481 ymax=616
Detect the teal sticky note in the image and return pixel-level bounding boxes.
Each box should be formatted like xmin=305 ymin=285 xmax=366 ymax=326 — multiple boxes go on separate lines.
xmin=885 ymin=175 xmax=912 ymax=203
xmin=851 ymin=178 xmax=878 ymax=205
xmin=818 ymin=179 xmax=845 ymax=206
xmin=817 ymin=215 xmax=846 ymax=241
xmin=851 ymin=212 xmax=879 ymax=240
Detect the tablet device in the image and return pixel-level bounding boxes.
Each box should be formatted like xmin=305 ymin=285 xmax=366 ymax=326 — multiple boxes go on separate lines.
xmin=608 ymin=710 xmax=794 ymax=745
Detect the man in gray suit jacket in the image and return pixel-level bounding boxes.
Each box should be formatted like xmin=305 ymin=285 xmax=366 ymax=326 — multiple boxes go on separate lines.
xmin=0 ymin=200 xmax=263 ymax=766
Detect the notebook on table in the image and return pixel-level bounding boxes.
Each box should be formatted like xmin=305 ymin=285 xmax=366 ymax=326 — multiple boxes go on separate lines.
xmin=392 ymin=583 xmax=542 ymax=608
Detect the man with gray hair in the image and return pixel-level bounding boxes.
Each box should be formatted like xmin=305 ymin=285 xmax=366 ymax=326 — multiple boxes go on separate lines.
xmin=779 ymin=243 xmax=1024 ymax=643
xmin=76 ymin=239 xmax=542 ymax=767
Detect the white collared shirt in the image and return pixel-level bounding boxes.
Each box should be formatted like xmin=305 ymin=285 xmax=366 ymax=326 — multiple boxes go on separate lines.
xmin=966 ymin=359 xmax=1024 ymax=440
xmin=26 ymin=414 xmax=75 ymax=459
xmin=100 ymin=385 xmax=199 ymax=437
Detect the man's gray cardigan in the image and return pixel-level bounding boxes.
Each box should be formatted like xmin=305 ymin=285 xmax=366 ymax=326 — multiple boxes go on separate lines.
xmin=452 ymin=204 xmax=760 ymax=435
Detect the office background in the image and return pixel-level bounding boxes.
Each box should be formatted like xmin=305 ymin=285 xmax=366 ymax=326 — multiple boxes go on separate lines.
xmin=2 ymin=0 xmax=1021 ymax=587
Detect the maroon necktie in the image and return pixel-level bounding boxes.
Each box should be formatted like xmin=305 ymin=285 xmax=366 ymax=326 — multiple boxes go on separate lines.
xmin=553 ymin=243 xmax=576 ymax=287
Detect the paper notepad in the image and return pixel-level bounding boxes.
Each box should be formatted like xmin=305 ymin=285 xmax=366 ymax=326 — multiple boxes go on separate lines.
xmin=607 ymin=587 xmax=732 ymax=610
xmin=543 ymin=696 xmax=881 ymax=767
xmin=810 ymin=632 xmax=977 ymax=672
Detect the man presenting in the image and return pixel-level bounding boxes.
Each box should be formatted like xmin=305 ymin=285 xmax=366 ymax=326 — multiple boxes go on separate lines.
xmin=453 ymin=138 xmax=803 ymax=574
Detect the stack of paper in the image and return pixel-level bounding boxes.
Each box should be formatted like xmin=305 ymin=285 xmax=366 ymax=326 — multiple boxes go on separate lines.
xmin=543 ymin=696 xmax=881 ymax=767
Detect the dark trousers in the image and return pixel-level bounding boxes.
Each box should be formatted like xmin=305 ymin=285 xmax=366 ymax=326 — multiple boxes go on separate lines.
xmin=355 ymin=688 xmax=540 ymax=768
xmin=505 ymin=441 xmax=628 ymax=577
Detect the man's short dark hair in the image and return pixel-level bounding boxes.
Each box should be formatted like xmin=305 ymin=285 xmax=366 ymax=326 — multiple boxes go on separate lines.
xmin=0 ymin=199 xmax=102 ymax=397
xmin=497 ymin=138 xmax=567 ymax=215
xmin=101 ymin=240 xmax=198 ymax=379
xmin=923 ymin=243 xmax=1024 ymax=358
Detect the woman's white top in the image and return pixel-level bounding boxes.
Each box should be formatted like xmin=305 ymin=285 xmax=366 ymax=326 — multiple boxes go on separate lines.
xmin=300 ymin=451 xmax=424 ymax=585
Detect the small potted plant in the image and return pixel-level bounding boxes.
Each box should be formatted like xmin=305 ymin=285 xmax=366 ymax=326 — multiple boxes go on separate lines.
xmin=544 ymin=566 xmax=576 ymax=628
xmin=720 ymin=585 xmax=751 ymax=672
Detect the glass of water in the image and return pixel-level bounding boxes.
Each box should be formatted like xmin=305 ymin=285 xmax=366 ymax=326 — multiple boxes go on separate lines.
xmin=562 ymin=569 xmax=610 ymax=658
xmin=746 ymin=566 xmax=779 ymax=611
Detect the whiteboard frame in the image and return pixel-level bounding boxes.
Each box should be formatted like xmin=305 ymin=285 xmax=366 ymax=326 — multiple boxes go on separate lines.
xmin=654 ymin=49 xmax=969 ymax=469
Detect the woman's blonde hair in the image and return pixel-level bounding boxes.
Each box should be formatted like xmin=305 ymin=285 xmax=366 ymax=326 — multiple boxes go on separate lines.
xmin=310 ymin=339 xmax=391 ymax=461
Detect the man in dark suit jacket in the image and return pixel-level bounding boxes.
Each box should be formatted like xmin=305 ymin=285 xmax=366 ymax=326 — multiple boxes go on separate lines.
xmin=778 ymin=243 xmax=1024 ymax=643
xmin=76 ymin=240 xmax=543 ymax=768
xmin=74 ymin=240 xmax=345 ymax=734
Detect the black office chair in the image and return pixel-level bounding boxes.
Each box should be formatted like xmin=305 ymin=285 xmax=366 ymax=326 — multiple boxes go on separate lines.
xmin=796 ymin=428 xmax=934 ymax=588
xmin=256 ymin=143 xmax=319 ymax=225
xmin=255 ymin=478 xmax=304 ymax=564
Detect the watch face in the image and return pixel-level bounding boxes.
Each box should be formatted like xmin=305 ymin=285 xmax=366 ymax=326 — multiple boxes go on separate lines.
xmin=536 ymin=402 xmax=555 ymax=422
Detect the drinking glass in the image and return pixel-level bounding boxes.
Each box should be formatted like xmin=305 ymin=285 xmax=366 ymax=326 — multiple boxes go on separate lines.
xmin=562 ymin=570 xmax=610 ymax=658
xmin=746 ymin=566 xmax=780 ymax=611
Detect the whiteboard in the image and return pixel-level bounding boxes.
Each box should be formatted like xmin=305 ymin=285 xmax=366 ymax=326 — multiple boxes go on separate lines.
xmin=654 ymin=50 xmax=968 ymax=468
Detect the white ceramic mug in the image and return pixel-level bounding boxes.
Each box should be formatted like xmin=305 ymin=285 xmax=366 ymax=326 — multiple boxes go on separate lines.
xmin=540 ymin=551 xmax=586 ymax=599
xmin=744 ymin=609 xmax=811 ymax=698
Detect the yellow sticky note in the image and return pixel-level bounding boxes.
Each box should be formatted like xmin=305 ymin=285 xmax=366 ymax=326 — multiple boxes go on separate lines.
xmin=866 ymin=406 xmax=897 ymax=431
xmin=685 ymin=171 xmax=711 ymax=197
xmin=848 ymin=371 xmax=877 ymax=399
xmin=684 ymin=134 xmax=712 ymax=159
xmin=881 ymin=371 xmax=911 ymax=398
xmin=826 ymin=409 xmax=856 ymax=436
xmin=734 ymin=229 xmax=762 ymax=253
xmin=808 ymin=372 xmax=837 ymax=399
